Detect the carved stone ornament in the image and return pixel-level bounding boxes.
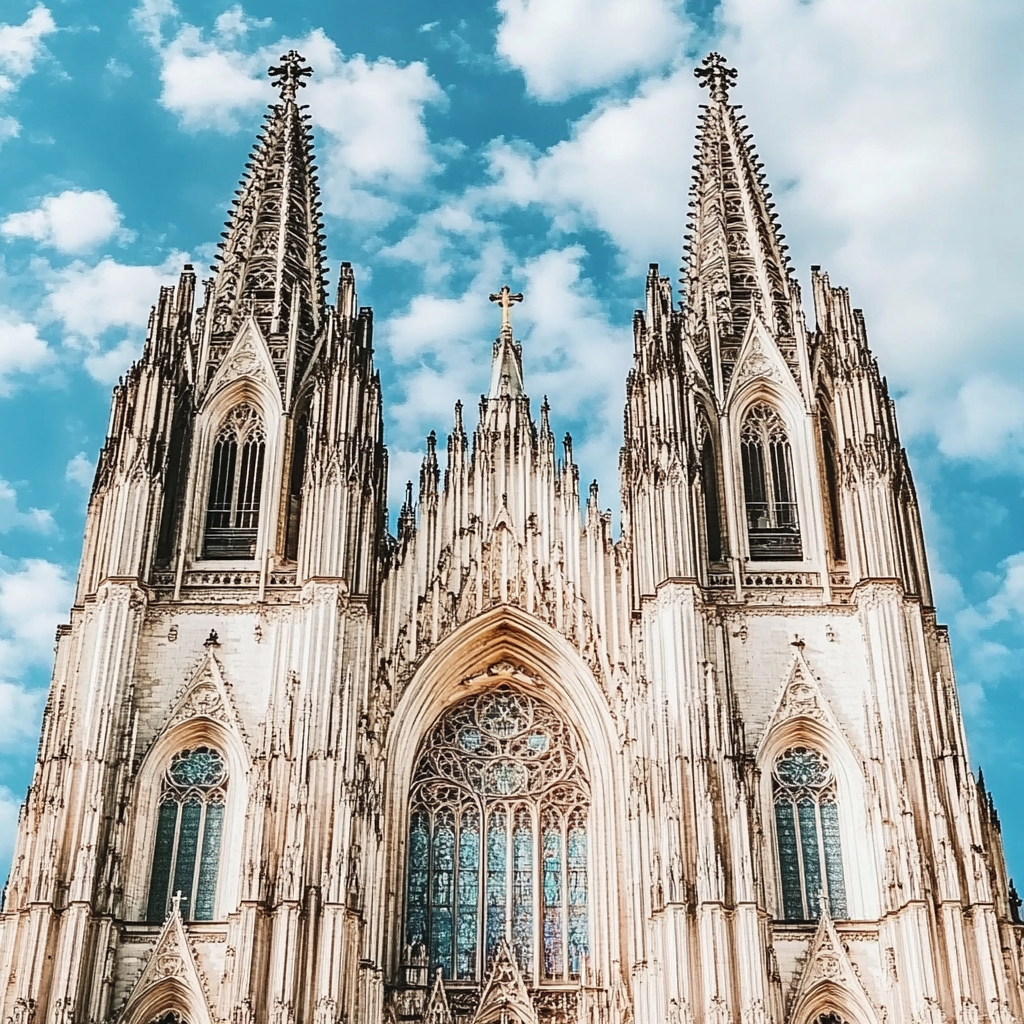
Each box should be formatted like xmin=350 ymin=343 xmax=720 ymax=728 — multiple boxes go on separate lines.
xmin=471 ymin=938 xmax=538 ymax=1024
xmin=732 ymin=336 xmax=781 ymax=388
xmin=170 ymin=682 xmax=230 ymax=727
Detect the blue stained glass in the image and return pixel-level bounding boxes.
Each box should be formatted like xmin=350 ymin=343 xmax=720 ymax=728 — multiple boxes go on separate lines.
xmin=542 ymin=827 xmax=563 ymax=979
xmin=193 ymin=801 xmax=224 ymax=920
xmin=820 ymin=800 xmax=847 ymax=918
xmin=406 ymin=812 xmax=430 ymax=945
xmin=171 ymin=797 xmax=202 ymax=919
xmin=775 ymin=801 xmax=804 ymax=920
xmin=168 ymin=748 xmax=226 ymax=789
xmin=486 ymin=809 xmax=507 ymax=966
xmin=147 ymin=800 xmax=179 ymax=922
xmin=512 ymin=811 xmax=533 ymax=975
xmin=798 ymin=799 xmax=823 ymax=917
xmin=456 ymin=811 xmax=480 ymax=980
xmin=567 ymin=823 xmax=588 ymax=979
xmin=430 ymin=818 xmax=455 ymax=977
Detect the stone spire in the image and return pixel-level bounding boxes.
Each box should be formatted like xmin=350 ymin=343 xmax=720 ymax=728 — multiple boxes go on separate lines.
xmin=487 ymin=285 xmax=526 ymax=398
xmin=203 ymin=50 xmax=327 ymax=396
xmin=683 ymin=52 xmax=798 ymax=391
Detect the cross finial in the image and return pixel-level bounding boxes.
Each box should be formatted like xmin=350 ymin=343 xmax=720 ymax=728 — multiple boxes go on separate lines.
xmin=488 ymin=285 xmax=524 ymax=332
xmin=269 ymin=50 xmax=313 ymax=103
xmin=694 ymin=52 xmax=737 ymax=102
xmin=818 ymin=891 xmax=831 ymax=919
xmin=170 ymin=890 xmax=184 ymax=917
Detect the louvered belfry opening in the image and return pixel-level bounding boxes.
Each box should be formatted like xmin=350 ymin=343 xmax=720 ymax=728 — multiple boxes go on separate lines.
xmin=740 ymin=403 xmax=802 ymax=560
xmin=203 ymin=404 xmax=266 ymax=559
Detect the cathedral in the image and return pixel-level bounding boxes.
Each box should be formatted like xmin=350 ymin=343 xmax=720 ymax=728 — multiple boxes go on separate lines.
xmin=1 ymin=48 xmax=1022 ymax=1024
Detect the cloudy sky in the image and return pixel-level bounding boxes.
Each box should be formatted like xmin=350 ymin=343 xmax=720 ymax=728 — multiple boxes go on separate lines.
xmin=1 ymin=0 xmax=1024 ymax=886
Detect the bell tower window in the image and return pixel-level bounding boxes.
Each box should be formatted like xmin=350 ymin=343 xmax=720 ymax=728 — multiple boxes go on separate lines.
xmin=203 ymin=404 xmax=266 ymax=559
xmin=772 ymin=747 xmax=847 ymax=921
xmin=740 ymin=403 xmax=802 ymax=560
xmin=403 ymin=687 xmax=590 ymax=986
xmin=146 ymin=747 xmax=227 ymax=923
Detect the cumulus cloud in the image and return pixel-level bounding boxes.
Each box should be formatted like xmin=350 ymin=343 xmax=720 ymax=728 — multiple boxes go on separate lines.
xmin=0 ymin=307 xmax=54 ymax=393
xmin=64 ymin=453 xmax=94 ymax=488
xmin=0 ymin=4 xmax=56 ymax=143
xmin=2 ymin=190 xmax=131 ymax=254
xmin=131 ymin=3 xmax=447 ymax=223
xmin=495 ymin=0 xmax=685 ymax=101
xmin=0 ymin=479 xmax=55 ymax=534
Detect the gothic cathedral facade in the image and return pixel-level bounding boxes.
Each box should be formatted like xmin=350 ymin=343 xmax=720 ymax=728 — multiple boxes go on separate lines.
xmin=1 ymin=51 xmax=1021 ymax=1024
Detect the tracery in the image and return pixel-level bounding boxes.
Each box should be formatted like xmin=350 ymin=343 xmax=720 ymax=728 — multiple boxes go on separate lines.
xmin=405 ymin=687 xmax=589 ymax=987
xmin=740 ymin=403 xmax=802 ymax=560
xmin=773 ymin=747 xmax=848 ymax=920
xmin=146 ymin=747 xmax=227 ymax=922
xmin=203 ymin=404 xmax=266 ymax=559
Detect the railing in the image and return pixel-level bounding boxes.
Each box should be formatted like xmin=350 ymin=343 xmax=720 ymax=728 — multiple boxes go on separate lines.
xmin=202 ymin=527 xmax=257 ymax=560
xmin=745 ymin=502 xmax=802 ymax=560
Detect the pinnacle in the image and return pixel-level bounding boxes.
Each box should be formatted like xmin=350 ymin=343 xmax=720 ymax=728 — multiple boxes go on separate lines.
xmin=694 ymin=52 xmax=737 ymax=103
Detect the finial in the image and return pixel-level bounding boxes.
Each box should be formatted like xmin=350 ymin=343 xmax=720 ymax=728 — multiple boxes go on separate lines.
xmin=488 ymin=285 xmax=524 ymax=333
xmin=170 ymin=890 xmax=184 ymax=917
xmin=694 ymin=52 xmax=737 ymax=103
xmin=269 ymin=50 xmax=313 ymax=103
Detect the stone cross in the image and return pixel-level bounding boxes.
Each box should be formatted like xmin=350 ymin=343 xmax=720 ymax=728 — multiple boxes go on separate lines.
xmin=171 ymin=890 xmax=184 ymax=917
xmin=488 ymin=286 xmax=524 ymax=331
xmin=269 ymin=51 xmax=313 ymax=103
xmin=694 ymin=52 xmax=737 ymax=103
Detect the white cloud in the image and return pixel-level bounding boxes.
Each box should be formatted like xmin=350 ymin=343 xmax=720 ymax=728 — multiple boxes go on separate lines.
xmin=0 ymin=4 xmax=56 ymax=143
xmin=0 ymin=307 xmax=53 ymax=393
xmin=64 ymin=452 xmax=94 ymax=488
xmin=0 ymin=785 xmax=22 ymax=880
xmin=2 ymin=190 xmax=130 ymax=254
xmin=485 ymin=70 xmax=699 ymax=268
xmin=84 ymin=337 xmax=141 ymax=384
xmin=495 ymin=0 xmax=685 ymax=101
xmin=44 ymin=251 xmax=185 ymax=340
xmin=131 ymin=5 xmax=447 ymax=223
xmin=0 ymin=558 xmax=73 ymax=674
xmin=0 ymin=479 xmax=54 ymax=534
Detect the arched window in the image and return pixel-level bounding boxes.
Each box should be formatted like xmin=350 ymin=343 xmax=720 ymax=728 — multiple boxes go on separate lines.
xmin=740 ymin=404 xmax=802 ymax=560
xmin=700 ymin=436 xmax=724 ymax=564
xmin=146 ymin=747 xmax=227 ymax=923
xmin=773 ymin=747 xmax=847 ymax=921
xmin=819 ymin=418 xmax=845 ymax=561
xmin=203 ymin=404 xmax=266 ymax=559
xmin=404 ymin=687 xmax=589 ymax=986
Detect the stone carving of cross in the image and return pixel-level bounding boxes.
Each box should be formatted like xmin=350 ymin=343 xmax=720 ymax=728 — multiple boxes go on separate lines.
xmin=488 ymin=285 xmax=524 ymax=331
xmin=694 ymin=52 xmax=738 ymax=102
xmin=171 ymin=890 xmax=184 ymax=917
xmin=269 ymin=51 xmax=313 ymax=103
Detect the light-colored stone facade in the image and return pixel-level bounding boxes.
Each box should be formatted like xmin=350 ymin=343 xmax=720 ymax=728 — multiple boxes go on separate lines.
xmin=1 ymin=50 xmax=1021 ymax=1024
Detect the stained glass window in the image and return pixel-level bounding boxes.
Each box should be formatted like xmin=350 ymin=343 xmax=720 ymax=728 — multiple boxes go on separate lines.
xmin=741 ymin=404 xmax=802 ymax=560
xmin=203 ymin=404 xmax=266 ymax=559
xmin=772 ymin=747 xmax=848 ymax=920
xmin=404 ymin=686 xmax=590 ymax=986
xmin=146 ymin=747 xmax=228 ymax=923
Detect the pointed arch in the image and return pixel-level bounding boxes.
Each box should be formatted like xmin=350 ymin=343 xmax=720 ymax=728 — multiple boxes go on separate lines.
xmin=817 ymin=413 xmax=845 ymax=562
xmin=124 ymin=705 xmax=250 ymax=923
xmin=756 ymin=654 xmax=880 ymax=921
xmin=380 ymin=606 xmax=625 ymax=1002
xmin=695 ymin=406 xmax=725 ymax=565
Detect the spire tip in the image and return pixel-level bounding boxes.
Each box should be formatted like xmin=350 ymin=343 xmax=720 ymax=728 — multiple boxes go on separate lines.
xmin=694 ymin=52 xmax=737 ymax=103
xmin=269 ymin=50 xmax=313 ymax=103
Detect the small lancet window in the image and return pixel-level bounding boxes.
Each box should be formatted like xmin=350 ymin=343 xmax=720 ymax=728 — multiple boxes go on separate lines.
xmin=740 ymin=404 xmax=802 ymax=560
xmin=772 ymin=747 xmax=847 ymax=921
xmin=203 ymin=404 xmax=266 ymax=559
xmin=820 ymin=418 xmax=845 ymax=562
xmin=700 ymin=435 xmax=724 ymax=563
xmin=404 ymin=687 xmax=590 ymax=987
xmin=146 ymin=747 xmax=227 ymax=923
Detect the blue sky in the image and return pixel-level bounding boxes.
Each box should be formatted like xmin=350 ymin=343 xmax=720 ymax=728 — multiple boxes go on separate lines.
xmin=2 ymin=0 xmax=1024 ymax=890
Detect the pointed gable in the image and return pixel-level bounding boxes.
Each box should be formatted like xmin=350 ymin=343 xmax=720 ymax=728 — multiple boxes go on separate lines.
xmin=423 ymin=970 xmax=455 ymax=1024
xmin=787 ymin=908 xmax=877 ymax=1024
xmin=204 ymin=316 xmax=280 ymax=403
xmin=118 ymin=906 xmax=215 ymax=1024
xmin=165 ymin=649 xmax=248 ymax=744
xmin=471 ymin=940 xmax=538 ymax=1024
xmin=759 ymin=645 xmax=847 ymax=750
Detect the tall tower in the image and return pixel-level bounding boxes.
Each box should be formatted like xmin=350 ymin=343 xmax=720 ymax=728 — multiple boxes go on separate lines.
xmin=1 ymin=50 xmax=1021 ymax=1024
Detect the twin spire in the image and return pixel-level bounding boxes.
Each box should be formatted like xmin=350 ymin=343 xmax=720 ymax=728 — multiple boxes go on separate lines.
xmin=684 ymin=52 xmax=799 ymax=389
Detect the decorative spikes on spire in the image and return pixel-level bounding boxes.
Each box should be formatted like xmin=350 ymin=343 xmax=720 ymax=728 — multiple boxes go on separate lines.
xmin=205 ymin=51 xmax=327 ymax=399
xmin=682 ymin=53 xmax=799 ymax=389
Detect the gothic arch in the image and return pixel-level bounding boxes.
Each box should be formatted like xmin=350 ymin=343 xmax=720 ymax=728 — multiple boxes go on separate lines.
xmin=187 ymin=376 xmax=285 ymax=565
xmin=757 ymin=689 xmax=879 ymax=921
xmin=123 ymin=716 xmax=250 ymax=923
xmin=120 ymin=979 xmax=211 ymax=1024
xmin=380 ymin=605 xmax=627 ymax=994
xmin=790 ymin=980 xmax=878 ymax=1024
